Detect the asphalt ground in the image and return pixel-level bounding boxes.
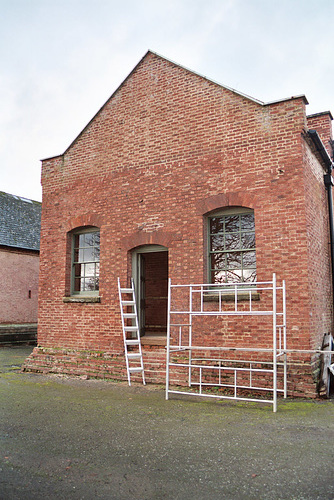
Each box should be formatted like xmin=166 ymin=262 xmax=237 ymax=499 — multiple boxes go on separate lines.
xmin=1 ymin=346 xmax=334 ymax=500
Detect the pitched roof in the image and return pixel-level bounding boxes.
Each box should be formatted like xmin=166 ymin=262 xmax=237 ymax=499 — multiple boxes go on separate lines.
xmin=0 ymin=192 xmax=42 ymax=251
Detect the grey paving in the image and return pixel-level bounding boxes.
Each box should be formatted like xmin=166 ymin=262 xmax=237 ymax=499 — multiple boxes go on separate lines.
xmin=1 ymin=346 xmax=333 ymax=499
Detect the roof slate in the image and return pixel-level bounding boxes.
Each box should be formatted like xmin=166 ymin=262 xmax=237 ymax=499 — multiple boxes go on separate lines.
xmin=0 ymin=192 xmax=42 ymax=251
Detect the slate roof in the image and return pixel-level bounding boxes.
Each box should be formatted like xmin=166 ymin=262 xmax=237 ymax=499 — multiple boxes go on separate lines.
xmin=0 ymin=192 xmax=42 ymax=251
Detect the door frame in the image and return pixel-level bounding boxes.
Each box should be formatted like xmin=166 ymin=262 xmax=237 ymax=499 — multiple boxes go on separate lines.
xmin=131 ymin=245 xmax=168 ymax=336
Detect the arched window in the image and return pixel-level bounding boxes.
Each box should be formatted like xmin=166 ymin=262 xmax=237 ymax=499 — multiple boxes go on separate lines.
xmin=71 ymin=227 xmax=100 ymax=295
xmin=208 ymin=207 xmax=256 ymax=284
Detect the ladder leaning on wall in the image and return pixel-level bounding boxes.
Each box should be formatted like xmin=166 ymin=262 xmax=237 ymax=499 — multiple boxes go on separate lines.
xmin=117 ymin=278 xmax=146 ymax=386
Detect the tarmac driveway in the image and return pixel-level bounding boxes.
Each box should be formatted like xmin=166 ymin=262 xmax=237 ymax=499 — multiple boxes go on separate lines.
xmin=1 ymin=346 xmax=334 ymax=500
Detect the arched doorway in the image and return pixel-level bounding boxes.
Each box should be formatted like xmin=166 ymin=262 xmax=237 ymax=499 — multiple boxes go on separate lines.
xmin=132 ymin=245 xmax=168 ymax=339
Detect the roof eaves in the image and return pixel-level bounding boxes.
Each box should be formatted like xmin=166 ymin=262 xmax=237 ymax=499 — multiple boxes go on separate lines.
xmin=0 ymin=243 xmax=40 ymax=252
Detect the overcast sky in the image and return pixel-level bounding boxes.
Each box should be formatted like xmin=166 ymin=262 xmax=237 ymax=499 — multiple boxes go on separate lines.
xmin=1 ymin=0 xmax=334 ymax=202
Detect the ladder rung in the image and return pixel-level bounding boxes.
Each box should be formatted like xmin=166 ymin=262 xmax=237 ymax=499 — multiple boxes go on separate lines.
xmin=124 ymin=326 xmax=139 ymax=332
xmin=120 ymin=288 xmax=134 ymax=293
xmin=129 ymin=367 xmax=144 ymax=373
xmin=122 ymin=300 xmax=135 ymax=305
xmin=125 ymin=339 xmax=140 ymax=345
xmin=127 ymin=353 xmax=142 ymax=359
xmin=123 ymin=313 xmax=136 ymax=318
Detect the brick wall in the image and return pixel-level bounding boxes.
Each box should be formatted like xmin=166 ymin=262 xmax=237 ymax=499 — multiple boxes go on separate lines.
xmin=25 ymin=52 xmax=333 ymax=397
xmin=307 ymin=112 xmax=333 ymax=156
xmin=0 ymin=247 xmax=39 ymax=324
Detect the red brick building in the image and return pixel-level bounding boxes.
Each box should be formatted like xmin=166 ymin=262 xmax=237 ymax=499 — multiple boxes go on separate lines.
xmin=24 ymin=51 xmax=334 ymax=397
xmin=0 ymin=192 xmax=41 ymax=344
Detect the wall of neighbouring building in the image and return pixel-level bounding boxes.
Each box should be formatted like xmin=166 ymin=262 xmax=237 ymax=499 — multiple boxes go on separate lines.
xmin=0 ymin=247 xmax=39 ymax=325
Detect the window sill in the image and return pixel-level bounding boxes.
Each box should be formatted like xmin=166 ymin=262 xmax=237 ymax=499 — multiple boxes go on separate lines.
xmin=203 ymin=292 xmax=260 ymax=302
xmin=63 ymin=296 xmax=101 ymax=303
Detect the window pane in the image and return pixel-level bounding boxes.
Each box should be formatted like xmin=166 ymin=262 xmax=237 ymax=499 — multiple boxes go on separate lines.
xmin=226 ymin=252 xmax=242 ymax=269
xmin=226 ymin=270 xmax=243 ymax=283
xmin=210 ymin=217 xmax=224 ymax=233
xmin=241 ymin=213 xmax=255 ymax=231
xmin=85 ymin=277 xmax=97 ymax=291
xmin=84 ymin=263 xmax=95 ymax=277
xmin=94 ymin=233 xmax=100 ymax=246
xmin=211 ymin=234 xmax=224 ymax=251
xmin=93 ymin=245 xmax=100 ymax=261
xmin=211 ymin=270 xmax=227 ymax=284
xmin=83 ymin=247 xmax=96 ymax=263
xmin=211 ymin=253 xmax=226 ymax=270
xmin=83 ymin=233 xmax=95 ymax=247
xmin=241 ymin=233 xmax=255 ymax=249
xmin=77 ymin=249 xmax=85 ymax=263
xmin=78 ymin=234 xmax=86 ymax=247
xmin=224 ymin=215 xmax=239 ymax=233
xmin=243 ymin=251 xmax=256 ymax=268
xmin=243 ymin=269 xmax=257 ymax=282
xmin=225 ymin=232 xmax=240 ymax=250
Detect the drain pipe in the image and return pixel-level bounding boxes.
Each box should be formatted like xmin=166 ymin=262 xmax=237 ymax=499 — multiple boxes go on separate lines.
xmin=324 ymin=166 xmax=334 ymax=295
xmin=308 ymin=130 xmax=334 ymax=301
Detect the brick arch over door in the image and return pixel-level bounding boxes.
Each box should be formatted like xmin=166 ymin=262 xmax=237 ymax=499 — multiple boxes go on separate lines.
xmin=120 ymin=229 xmax=181 ymax=251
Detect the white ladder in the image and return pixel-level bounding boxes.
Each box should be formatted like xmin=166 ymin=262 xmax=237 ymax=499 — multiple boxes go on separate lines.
xmin=118 ymin=278 xmax=146 ymax=386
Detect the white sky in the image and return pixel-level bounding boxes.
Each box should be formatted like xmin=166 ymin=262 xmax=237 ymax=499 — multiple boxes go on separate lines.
xmin=1 ymin=0 xmax=334 ymax=202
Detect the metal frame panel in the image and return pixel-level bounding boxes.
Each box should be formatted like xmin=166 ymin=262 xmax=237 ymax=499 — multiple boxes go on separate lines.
xmin=165 ymin=274 xmax=286 ymax=412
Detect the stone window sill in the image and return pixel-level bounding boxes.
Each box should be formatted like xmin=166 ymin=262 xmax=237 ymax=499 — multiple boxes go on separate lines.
xmin=63 ymin=296 xmax=101 ymax=303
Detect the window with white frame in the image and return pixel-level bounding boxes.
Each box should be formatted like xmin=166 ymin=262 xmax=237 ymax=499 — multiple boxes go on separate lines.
xmin=208 ymin=208 xmax=256 ymax=284
xmin=72 ymin=228 xmax=100 ymax=295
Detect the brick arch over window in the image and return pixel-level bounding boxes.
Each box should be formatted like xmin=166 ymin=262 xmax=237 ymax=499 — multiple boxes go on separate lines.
xmin=196 ymin=191 xmax=259 ymax=216
xmin=66 ymin=213 xmax=105 ymax=233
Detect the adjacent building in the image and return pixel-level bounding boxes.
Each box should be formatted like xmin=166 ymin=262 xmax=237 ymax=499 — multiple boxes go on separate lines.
xmin=0 ymin=192 xmax=41 ymax=344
